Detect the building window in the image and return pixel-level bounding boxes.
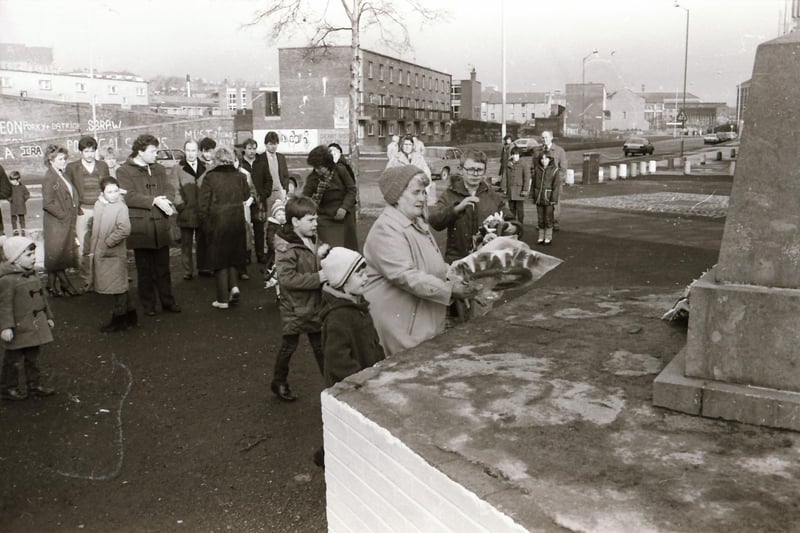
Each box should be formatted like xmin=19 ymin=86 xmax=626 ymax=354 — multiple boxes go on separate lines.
xmin=108 ymin=84 xmax=117 ymax=95
xmin=407 ymin=71 xmax=411 ymax=86
xmin=240 ymin=88 xmax=247 ymax=107
xmin=379 ymin=64 xmax=384 ymax=81
xmin=369 ymin=93 xmax=375 ymax=104
xmin=434 ymin=122 xmax=440 ymax=134
xmin=421 ymin=75 xmax=425 ymax=89
xmin=358 ymin=121 xmax=365 ymax=139
xmin=39 ymin=79 xmax=52 ymax=91
xmin=75 ymin=82 xmax=87 ymax=92
xmin=0 ymin=77 xmax=11 ymax=88
xmin=136 ymin=86 xmax=146 ymax=96
xmin=359 ymin=91 xmax=364 ymax=104
xmin=428 ymin=77 xmax=433 ymax=90
xmin=389 ymin=122 xmax=395 ymax=135
xmin=420 ymin=122 xmax=426 ymax=134
xmin=389 ymin=66 xmax=394 ymax=83
xmin=378 ymin=121 xmax=386 ymax=137
xmin=415 ymin=73 xmax=419 ymax=88
xmin=368 ymin=62 xmax=373 ymax=79
xmin=490 ymin=113 xmax=495 ymax=120
xmin=368 ymin=121 xmax=375 ymax=136
xmin=445 ymin=122 xmax=451 ymax=135
xmin=227 ymin=88 xmax=237 ymax=110
xmin=531 ymin=113 xmax=535 ymax=119
xmin=389 ymin=95 xmax=394 ymax=106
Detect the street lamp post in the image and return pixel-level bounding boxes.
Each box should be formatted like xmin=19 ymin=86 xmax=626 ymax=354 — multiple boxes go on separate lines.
xmin=581 ymin=49 xmax=598 ymax=135
xmin=676 ymin=2 xmax=689 ymax=159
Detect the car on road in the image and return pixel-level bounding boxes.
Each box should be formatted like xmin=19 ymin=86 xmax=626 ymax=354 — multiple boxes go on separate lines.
xmin=424 ymin=146 xmax=462 ymax=180
xmin=622 ymin=137 xmax=654 ymax=156
xmin=156 ymin=148 xmax=186 ymax=168
xmin=703 ymin=133 xmax=721 ymax=145
xmin=513 ymin=137 xmax=542 ymax=156
xmin=717 ymin=131 xmax=737 ymax=142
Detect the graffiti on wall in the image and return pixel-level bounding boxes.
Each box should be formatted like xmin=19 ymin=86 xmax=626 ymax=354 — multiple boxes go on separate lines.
xmin=252 ymin=129 xmax=319 ymax=154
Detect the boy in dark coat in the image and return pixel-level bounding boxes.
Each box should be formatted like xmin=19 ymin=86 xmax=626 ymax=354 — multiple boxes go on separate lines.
xmin=270 ymin=197 xmax=328 ymax=402
xmin=315 ymin=246 xmax=385 ymax=467
xmin=0 ymin=236 xmax=56 ymax=400
xmin=8 ymin=171 xmax=30 ymax=236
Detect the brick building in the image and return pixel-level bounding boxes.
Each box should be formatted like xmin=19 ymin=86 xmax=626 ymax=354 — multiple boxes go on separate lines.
xmin=251 ymin=46 xmax=452 ymax=154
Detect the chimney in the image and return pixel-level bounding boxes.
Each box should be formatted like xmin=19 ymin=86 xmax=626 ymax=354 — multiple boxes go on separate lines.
xmin=470 ymin=68 xmax=477 ymax=82
xmin=186 ymin=74 xmax=191 ymax=98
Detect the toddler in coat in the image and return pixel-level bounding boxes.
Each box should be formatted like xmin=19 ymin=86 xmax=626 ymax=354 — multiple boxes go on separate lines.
xmin=0 ymin=235 xmax=56 ymax=401
xmin=8 ymin=171 xmax=30 ymax=236
xmin=532 ymin=152 xmax=561 ymax=245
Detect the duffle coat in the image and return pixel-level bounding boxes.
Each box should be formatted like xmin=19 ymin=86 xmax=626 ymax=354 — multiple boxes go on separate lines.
xmin=0 ymin=262 xmax=54 ymax=350
xmin=42 ymin=166 xmax=79 ymax=271
xmin=172 ymin=158 xmax=206 ymax=228
xmin=116 ymin=159 xmax=175 ymax=250
xmin=274 ymin=227 xmax=324 ymax=335
xmin=320 ymin=287 xmax=385 ymax=387
xmin=90 ymin=198 xmax=131 ymax=295
xmin=428 ymin=175 xmax=520 ymax=263
xmin=532 ymin=163 xmax=561 ymax=205
xmin=197 ymin=164 xmax=251 ymax=271
xmin=362 ymin=205 xmax=453 ymax=356
xmin=501 ymin=160 xmax=532 ymax=201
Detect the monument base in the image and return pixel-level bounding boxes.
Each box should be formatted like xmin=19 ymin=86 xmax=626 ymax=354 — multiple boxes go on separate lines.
xmin=654 ymin=349 xmax=800 ymax=431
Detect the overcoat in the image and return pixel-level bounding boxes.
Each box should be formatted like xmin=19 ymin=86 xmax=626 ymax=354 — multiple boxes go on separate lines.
xmin=42 ymin=166 xmax=79 ymax=271
xmin=302 ymin=165 xmax=359 ymax=250
xmin=274 ymin=227 xmax=324 ymax=335
xmin=116 ymin=159 xmax=175 ymax=250
xmin=91 ymin=198 xmax=131 ymax=295
xmin=172 ymin=158 xmax=206 ymax=228
xmin=0 ymin=262 xmax=54 ymax=350
xmin=501 ymin=160 xmax=532 ymax=201
xmin=362 ymin=205 xmax=453 ymax=356
xmin=197 ymin=165 xmax=251 ymax=271
xmin=10 ymin=182 xmax=30 ymax=216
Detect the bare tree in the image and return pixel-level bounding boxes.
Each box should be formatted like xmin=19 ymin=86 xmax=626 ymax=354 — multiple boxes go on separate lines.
xmin=247 ymin=0 xmax=446 ymax=179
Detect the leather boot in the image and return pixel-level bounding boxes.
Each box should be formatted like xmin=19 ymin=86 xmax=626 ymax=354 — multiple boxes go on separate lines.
xmin=126 ymin=309 xmax=139 ymax=328
xmin=544 ymin=228 xmax=553 ymax=245
xmin=100 ymin=314 xmax=127 ymax=333
xmin=537 ymin=229 xmax=545 ymax=244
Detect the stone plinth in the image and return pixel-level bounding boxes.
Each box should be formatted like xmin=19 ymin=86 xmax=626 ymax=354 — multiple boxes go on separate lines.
xmin=654 ymin=32 xmax=800 ymax=430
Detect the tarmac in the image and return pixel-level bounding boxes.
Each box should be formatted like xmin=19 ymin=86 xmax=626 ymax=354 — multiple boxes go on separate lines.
xmin=326 ymin=159 xmax=800 ymax=532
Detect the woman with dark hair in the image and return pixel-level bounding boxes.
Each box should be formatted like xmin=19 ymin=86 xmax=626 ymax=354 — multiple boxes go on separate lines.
xmin=42 ymin=144 xmax=81 ymax=296
xmin=301 ymin=145 xmax=358 ymax=250
xmin=198 ymin=146 xmax=253 ymax=309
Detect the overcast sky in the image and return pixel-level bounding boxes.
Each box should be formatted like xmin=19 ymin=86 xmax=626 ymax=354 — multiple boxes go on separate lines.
xmin=0 ymin=0 xmax=788 ymax=105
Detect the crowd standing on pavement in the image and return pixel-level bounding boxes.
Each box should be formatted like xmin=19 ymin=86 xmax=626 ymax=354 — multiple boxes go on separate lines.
xmin=0 ymin=128 xmax=570 ymax=466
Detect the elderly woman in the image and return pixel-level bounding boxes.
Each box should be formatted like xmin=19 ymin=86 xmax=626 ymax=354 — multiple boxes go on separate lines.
xmin=42 ymin=144 xmax=81 ymax=296
xmin=363 ymin=166 xmax=476 ymax=355
xmin=198 ymin=145 xmax=253 ymax=309
xmin=302 ymin=145 xmax=358 ymax=250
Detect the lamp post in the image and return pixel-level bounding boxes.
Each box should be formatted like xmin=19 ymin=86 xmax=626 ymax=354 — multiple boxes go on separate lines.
xmin=676 ymin=2 xmax=689 ymax=158
xmin=501 ymin=0 xmax=507 ymax=139
xmin=581 ymin=49 xmax=598 ymax=135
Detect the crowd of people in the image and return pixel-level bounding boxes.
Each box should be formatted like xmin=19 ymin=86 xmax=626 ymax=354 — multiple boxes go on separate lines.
xmin=0 ymin=129 xmax=567 ymax=464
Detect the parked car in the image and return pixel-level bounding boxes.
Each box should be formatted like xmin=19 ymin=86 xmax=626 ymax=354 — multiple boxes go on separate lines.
xmin=703 ymin=133 xmax=721 ymax=145
xmin=424 ymin=146 xmax=462 ymax=180
xmin=156 ymin=148 xmax=186 ymax=168
xmin=622 ymin=137 xmax=654 ymax=156
xmin=513 ymin=137 xmax=542 ymax=156
xmin=717 ymin=131 xmax=737 ymax=142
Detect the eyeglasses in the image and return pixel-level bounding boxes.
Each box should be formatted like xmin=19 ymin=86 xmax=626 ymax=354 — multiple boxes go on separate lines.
xmin=462 ymin=167 xmax=486 ymax=176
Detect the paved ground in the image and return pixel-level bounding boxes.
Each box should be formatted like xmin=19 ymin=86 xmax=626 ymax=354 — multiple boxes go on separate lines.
xmin=1 ymin=162 xmax=766 ymax=532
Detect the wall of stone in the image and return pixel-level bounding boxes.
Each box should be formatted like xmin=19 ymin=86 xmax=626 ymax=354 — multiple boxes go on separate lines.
xmin=321 ymin=390 xmax=526 ymax=532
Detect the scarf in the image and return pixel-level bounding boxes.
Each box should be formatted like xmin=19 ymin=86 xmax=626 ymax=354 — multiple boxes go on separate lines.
xmin=311 ymin=167 xmax=334 ymax=205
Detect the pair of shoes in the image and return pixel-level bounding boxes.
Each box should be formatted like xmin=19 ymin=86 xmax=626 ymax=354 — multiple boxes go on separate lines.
xmin=537 ymin=239 xmax=545 ymax=244
xmin=544 ymin=240 xmax=552 ymax=245
xmin=240 ymin=273 xmax=250 ymax=281
xmin=2 ymin=388 xmax=28 ymax=401
xmin=198 ymin=270 xmax=214 ymax=277
xmin=212 ymin=301 xmax=229 ymax=309
xmin=313 ymin=447 xmax=325 ymax=468
xmin=126 ymin=309 xmax=139 ymax=328
xmin=82 ymin=284 xmax=94 ymax=293
xmin=28 ymin=384 xmax=55 ymax=397
xmin=63 ymin=286 xmax=83 ymax=297
xmin=145 ymin=309 xmax=157 ymax=317
xmin=229 ymin=287 xmax=240 ymax=305
xmin=163 ymin=304 xmax=182 ymax=313
xmin=257 ymin=256 xmax=268 ymax=265
xmin=47 ymin=287 xmax=63 ymax=297
xmin=183 ymin=274 xmax=193 ymax=281
xmin=100 ymin=314 xmax=128 ymax=333
xmin=271 ymin=381 xmax=297 ymax=402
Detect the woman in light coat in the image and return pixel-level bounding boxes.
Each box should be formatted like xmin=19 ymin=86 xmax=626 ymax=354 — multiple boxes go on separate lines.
xmin=363 ymin=166 xmax=477 ymax=356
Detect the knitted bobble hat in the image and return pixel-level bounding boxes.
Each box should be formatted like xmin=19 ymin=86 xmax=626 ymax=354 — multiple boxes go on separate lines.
xmin=378 ymin=165 xmax=423 ymax=205
xmin=321 ymin=247 xmax=366 ymax=290
xmin=0 ymin=235 xmax=35 ymax=264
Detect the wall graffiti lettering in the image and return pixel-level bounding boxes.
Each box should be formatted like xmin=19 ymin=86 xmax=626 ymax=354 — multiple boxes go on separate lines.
xmin=87 ymin=119 xmax=123 ymax=131
xmin=0 ymin=120 xmax=80 ymax=136
xmin=19 ymin=145 xmax=44 ymax=158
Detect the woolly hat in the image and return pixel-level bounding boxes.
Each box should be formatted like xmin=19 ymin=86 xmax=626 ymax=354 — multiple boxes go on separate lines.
xmin=378 ymin=165 xmax=423 ymax=205
xmin=321 ymin=247 xmax=366 ymax=290
xmin=271 ymin=198 xmax=286 ymax=218
xmin=0 ymin=235 xmax=35 ymax=264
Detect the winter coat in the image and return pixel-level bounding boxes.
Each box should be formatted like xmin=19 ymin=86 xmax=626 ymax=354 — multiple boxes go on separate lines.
xmin=42 ymin=166 xmax=79 ymax=271
xmin=428 ymin=175 xmax=520 ymax=263
xmin=498 ymin=143 xmax=513 ymax=180
xmin=532 ymin=163 xmax=561 ymax=205
xmin=198 ymin=164 xmax=251 ymax=271
xmin=116 ymin=159 xmax=175 ymax=250
xmin=9 ymin=182 xmax=30 ymax=216
xmin=246 ymin=152 xmax=289 ymax=222
xmin=65 ymin=159 xmax=110 ymax=208
xmin=534 ymin=143 xmax=568 ymax=181
xmin=90 ymin=198 xmax=131 ymax=295
xmin=274 ymin=226 xmax=324 ymax=335
xmin=385 ymin=150 xmax=431 ymax=179
xmin=0 ymin=165 xmax=10 ymax=200
xmin=501 ymin=159 xmax=532 ymax=201
xmin=0 ymin=262 xmax=54 ymax=350
xmin=320 ymin=287 xmax=386 ymax=387
xmin=302 ymin=165 xmax=359 ymax=250
xmin=172 ymin=158 xmax=206 ymax=228
xmin=362 ymin=205 xmax=453 ymax=356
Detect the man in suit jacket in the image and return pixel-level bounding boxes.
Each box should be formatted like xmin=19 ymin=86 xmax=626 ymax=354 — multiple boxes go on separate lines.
xmin=172 ymin=139 xmax=206 ymax=280
xmin=248 ymin=131 xmax=289 ymax=264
